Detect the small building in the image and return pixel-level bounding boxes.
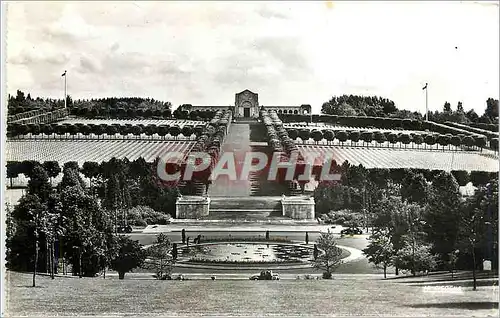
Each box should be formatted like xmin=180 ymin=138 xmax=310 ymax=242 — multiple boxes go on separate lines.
xmin=188 ymin=90 xmax=311 ymax=118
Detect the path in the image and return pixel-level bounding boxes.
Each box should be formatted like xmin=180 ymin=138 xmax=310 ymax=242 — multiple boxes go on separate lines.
xmin=208 ymin=123 xmax=252 ymax=196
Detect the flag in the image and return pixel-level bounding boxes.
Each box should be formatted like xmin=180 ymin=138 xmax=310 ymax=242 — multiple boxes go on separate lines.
xmin=61 ymin=71 xmax=66 ymax=77
xmin=422 ymin=83 xmax=427 ymax=90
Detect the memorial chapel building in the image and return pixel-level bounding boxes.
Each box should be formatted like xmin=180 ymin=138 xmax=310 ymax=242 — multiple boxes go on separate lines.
xmin=187 ymin=89 xmax=311 ymax=118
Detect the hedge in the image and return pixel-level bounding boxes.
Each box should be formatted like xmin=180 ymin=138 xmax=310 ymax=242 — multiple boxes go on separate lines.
xmin=470 ymin=122 xmax=499 ymax=133
xmin=445 ymin=121 xmax=498 ymax=141
xmin=279 ymin=114 xmax=424 ymax=130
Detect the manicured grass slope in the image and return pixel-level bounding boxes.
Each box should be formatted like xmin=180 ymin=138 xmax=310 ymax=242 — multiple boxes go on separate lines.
xmin=298 ymin=145 xmax=498 ymax=171
xmin=6 ymin=140 xmax=194 ymax=164
xmin=6 ymin=272 xmax=498 ymax=316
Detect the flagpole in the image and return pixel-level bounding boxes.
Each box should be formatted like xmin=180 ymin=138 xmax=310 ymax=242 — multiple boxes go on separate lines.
xmin=64 ymin=70 xmax=67 ymax=110
xmin=425 ymin=82 xmax=428 ymax=121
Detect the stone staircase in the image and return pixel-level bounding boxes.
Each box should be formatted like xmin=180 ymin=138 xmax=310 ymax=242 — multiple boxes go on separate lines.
xmin=248 ymin=144 xmax=291 ymax=196
xmin=207 ymin=196 xmax=283 ymax=219
xmin=179 ymin=180 xmax=206 ymax=196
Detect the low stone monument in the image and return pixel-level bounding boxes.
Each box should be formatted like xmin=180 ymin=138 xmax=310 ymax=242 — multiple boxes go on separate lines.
xmin=176 ymin=196 xmax=211 ymax=218
xmin=281 ymin=196 xmax=315 ymax=219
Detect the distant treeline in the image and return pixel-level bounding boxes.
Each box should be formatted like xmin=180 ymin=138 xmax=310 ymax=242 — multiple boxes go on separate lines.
xmin=321 ymin=94 xmax=499 ymax=125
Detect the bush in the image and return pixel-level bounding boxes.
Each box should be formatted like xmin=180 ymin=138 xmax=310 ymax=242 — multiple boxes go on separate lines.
xmin=322 ymin=272 xmax=333 ymax=279
xmin=127 ymin=205 xmax=172 ymax=226
xmin=320 ymin=210 xmax=363 ymax=226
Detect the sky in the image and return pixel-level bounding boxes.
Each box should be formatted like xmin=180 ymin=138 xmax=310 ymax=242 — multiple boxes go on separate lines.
xmin=4 ymin=1 xmax=499 ymax=115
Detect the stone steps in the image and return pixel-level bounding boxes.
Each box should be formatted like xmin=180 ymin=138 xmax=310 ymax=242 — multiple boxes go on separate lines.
xmin=209 ymin=197 xmax=282 ymax=211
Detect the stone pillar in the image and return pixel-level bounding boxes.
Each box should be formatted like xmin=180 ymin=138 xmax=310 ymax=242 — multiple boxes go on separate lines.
xmin=281 ymin=196 xmax=315 ymax=220
xmin=176 ymin=196 xmax=210 ymax=219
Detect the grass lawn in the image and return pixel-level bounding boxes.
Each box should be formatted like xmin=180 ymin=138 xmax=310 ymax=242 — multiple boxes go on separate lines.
xmin=5 ymin=272 xmax=498 ymax=317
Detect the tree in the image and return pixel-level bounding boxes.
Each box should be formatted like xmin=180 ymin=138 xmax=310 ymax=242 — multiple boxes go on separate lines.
xmin=92 ymin=124 xmax=104 ymax=140
xmin=81 ymin=161 xmax=100 ymax=195
xmin=145 ymin=124 xmax=157 ymax=139
xmin=466 ymin=109 xmax=479 ymax=123
xmin=20 ymin=160 xmax=39 ymax=178
xmin=360 ymin=131 xmax=374 ymax=147
xmin=387 ymin=133 xmax=398 ymax=148
xmin=459 ymin=181 xmax=498 ymax=290
xmin=469 ymin=171 xmax=491 ymax=186
xmin=67 ymin=124 xmax=78 ymax=140
xmin=437 ymin=134 xmax=450 ymax=151
xmin=6 ymin=161 xmax=20 ymax=188
xmin=397 ymin=133 xmax=411 ymax=149
xmin=348 ymin=131 xmax=360 ymax=146
xmin=443 ymin=101 xmax=452 ymax=113
xmin=474 ymin=136 xmax=487 ymax=152
xmin=462 ymin=135 xmax=475 ymax=149
xmin=42 ymin=124 xmax=53 ymax=138
xmin=109 ymin=236 xmax=145 ymax=279
xmin=42 ymin=161 xmax=61 ymax=185
xmin=336 ymin=131 xmax=348 ymax=147
xmin=181 ymin=125 xmax=193 ymax=139
xmin=59 ymin=166 xmax=85 ymax=190
xmin=169 ymin=125 xmax=181 ymax=140
xmin=363 ymin=228 xmax=395 ymax=278
xmin=371 ymin=196 xmax=424 ymax=275
xmin=451 ymin=170 xmax=470 ymax=187
xmin=63 ymin=161 xmax=80 ymax=172
xmin=484 ymin=98 xmax=499 ymax=120
xmin=450 ymin=135 xmax=462 ymax=150
xmin=158 ymin=125 xmax=169 ymax=139
xmin=424 ymin=134 xmax=436 ymax=150
xmin=105 ymin=124 xmax=118 ymax=139
xmin=424 ymin=172 xmax=462 ymax=264
xmin=491 ymin=138 xmax=499 ymax=153
xmin=287 ymin=129 xmax=298 ymax=140
xmin=59 ymin=183 xmax=112 ymax=277
xmin=401 ymin=172 xmax=429 ymax=204
xmin=313 ymin=231 xmax=343 ymax=278
xmin=13 ymin=194 xmax=56 ymax=287
xmin=374 ymin=131 xmax=387 ymax=147
xmin=27 ymin=165 xmax=52 ymax=203
xmin=145 ymin=233 xmax=175 ymax=280
xmin=311 ymin=130 xmax=323 ymax=144
xmin=394 ymin=240 xmax=437 ymax=276
xmin=299 ymin=129 xmax=310 ymax=142
xmin=412 ymin=134 xmax=424 ymax=149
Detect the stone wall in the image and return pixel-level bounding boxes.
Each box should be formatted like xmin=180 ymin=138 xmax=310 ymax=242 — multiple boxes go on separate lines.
xmin=176 ymin=196 xmax=210 ymax=219
xmin=281 ymin=196 xmax=315 ymax=220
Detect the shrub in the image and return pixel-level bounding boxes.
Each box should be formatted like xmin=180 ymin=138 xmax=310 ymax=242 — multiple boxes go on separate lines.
xmin=491 ymin=138 xmax=499 ymax=151
xmin=474 ymin=136 xmax=487 ymax=150
xmin=450 ymin=135 xmax=462 ymax=148
xmin=462 ymin=136 xmax=475 ymax=148
xmin=349 ymin=131 xmax=360 ymax=143
xmin=413 ymin=134 xmax=424 ymax=146
xmin=336 ymin=131 xmax=348 ymax=145
xmin=127 ymin=205 xmax=171 ymax=226
xmin=322 ymin=272 xmax=332 ymax=279
xmin=320 ymin=210 xmax=363 ymax=226
xmin=424 ymin=134 xmax=436 ymax=148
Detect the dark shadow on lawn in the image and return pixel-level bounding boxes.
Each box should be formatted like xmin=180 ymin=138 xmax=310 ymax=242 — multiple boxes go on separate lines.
xmin=387 ymin=271 xmax=499 ymax=283
xmin=394 ymin=277 xmax=499 ymax=285
xmin=408 ymin=302 xmax=498 ymax=310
